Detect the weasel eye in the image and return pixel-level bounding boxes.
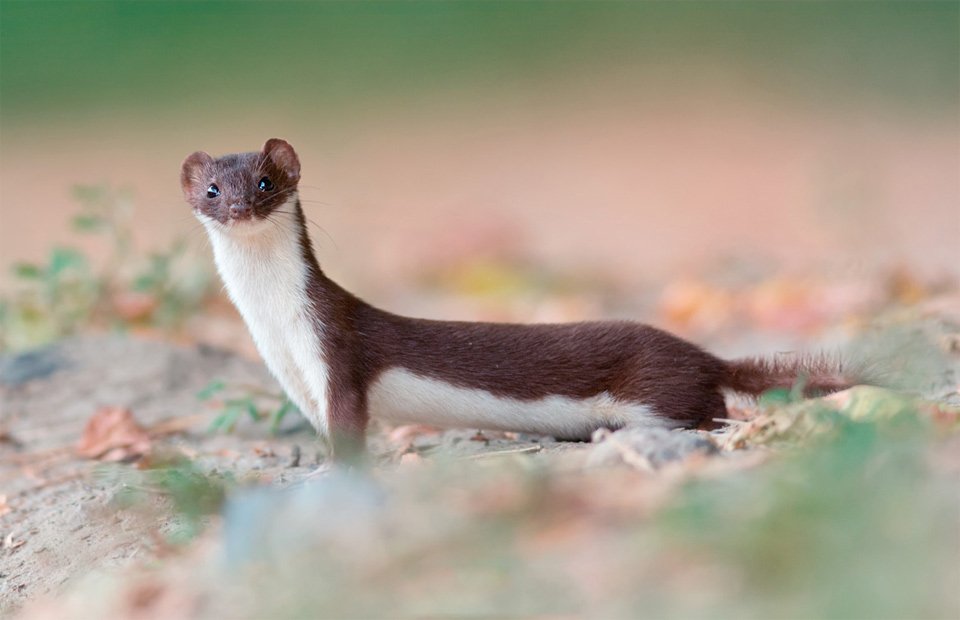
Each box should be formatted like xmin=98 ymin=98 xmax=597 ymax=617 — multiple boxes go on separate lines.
xmin=258 ymin=177 xmax=275 ymax=192
xmin=206 ymin=184 xmax=220 ymax=199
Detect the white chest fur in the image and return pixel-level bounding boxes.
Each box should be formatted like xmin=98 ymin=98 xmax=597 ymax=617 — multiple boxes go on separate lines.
xmin=200 ymin=202 xmax=330 ymax=435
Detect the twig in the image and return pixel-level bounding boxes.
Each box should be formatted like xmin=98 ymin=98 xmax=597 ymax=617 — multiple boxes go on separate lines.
xmin=464 ymin=445 xmax=542 ymax=460
xmin=712 ymin=418 xmax=748 ymax=426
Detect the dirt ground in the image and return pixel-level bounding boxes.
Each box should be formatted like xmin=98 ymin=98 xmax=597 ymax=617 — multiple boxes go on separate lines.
xmin=2 ymin=286 xmax=958 ymax=616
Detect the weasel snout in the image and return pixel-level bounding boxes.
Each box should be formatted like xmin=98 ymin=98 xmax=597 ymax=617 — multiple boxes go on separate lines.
xmin=228 ymin=202 xmax=254 ymax=221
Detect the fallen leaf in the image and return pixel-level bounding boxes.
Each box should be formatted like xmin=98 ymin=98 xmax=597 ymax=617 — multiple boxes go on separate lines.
xmin=386 ymin=425 xmax=442 ymax=445
xmin=886 ymin=266 xmax=928 ymax=305
xmin=658 ymin=279 xmax=733 ymax=333
xmin=76 ymin=407 xmax=152 ymax=461
xmin=111 ymin=291 xmax=158 ymax=321
xmin=399 ymin=452 xmax=425 ymax=467
xmin=3 ymin=531 xmax=25 ymax=550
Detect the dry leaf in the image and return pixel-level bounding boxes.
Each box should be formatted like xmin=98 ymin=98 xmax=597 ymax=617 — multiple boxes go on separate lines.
xmin=76 ymin=407 xmax=152 ymax=461
xmin=111 ymin=291 xmax=158 ymax=321
xmin=386 ymin=424 xmax=442 ymax=445
xmin=399 ymin=452 xmax=425 ymax=467
xmin=3 ymin=531 xmax=25 ymax=550
xmin=886 ymin=266 xmax=928 ymax=305
xmin=658 ymin=279 xmax=732 ymax=332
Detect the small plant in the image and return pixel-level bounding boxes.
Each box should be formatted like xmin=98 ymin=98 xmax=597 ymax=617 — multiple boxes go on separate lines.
xmin=197 ymin=379 xmax=297 ymax=434
xmin=105 ymin=453 xmax=235 ymax=543
xmin=659 ymin=398 xmax=956 ymax=619
xmin=0 ymin=184 xmax=213 ymax=351
xmin=2 ymin=246 xmax=100 ymax=349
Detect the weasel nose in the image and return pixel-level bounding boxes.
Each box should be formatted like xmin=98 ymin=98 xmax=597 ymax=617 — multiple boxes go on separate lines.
xmin=228 ymin=203 xmax=252 ymax=220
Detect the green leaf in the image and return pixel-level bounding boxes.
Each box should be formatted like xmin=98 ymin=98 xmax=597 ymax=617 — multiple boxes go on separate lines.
xmin=150 ymin=253 xmax=171 ymax=271
xmin=196 ymin=380 xmax=226 ymax=401
xmin=244 ymin=400 xmax=261 ymax=422
xmin=71 ymin=184 xmax=107 ymax=205
xmin=132 ymin=274 xmax=157 ymax=292
xmin=759 ymin=387 xmax=792 ymax=407
xmin=13 ymin=263 xmax=42 ymax=279
xmin=208 ymin=404 xmax=243 ymax=433
xmin=208 ymin=413 xmax=229 ymax=433
xmin=71 ymin=214 xmax=104 ymax=231
xmin=49 ymin=247 xmax=87 ymax=276
xmin=270 ymin=399 xmax=296 ymax=434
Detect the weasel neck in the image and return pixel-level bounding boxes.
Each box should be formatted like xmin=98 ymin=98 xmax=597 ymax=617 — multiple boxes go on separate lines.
xmin=200 ymin=195 xmax=352 ymax=434
xmin=202 ymin=196 xmax=347 ymax=308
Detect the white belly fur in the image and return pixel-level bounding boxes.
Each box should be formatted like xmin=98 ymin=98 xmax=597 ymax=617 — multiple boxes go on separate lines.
xmin=368 ymin=367 xmax=660 ymax=438
xmin=200 ymin=199 xmax=330 ymax=435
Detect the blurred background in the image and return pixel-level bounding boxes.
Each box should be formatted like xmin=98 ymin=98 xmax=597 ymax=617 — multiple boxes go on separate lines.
xmin=2 ymin=4 xmax=959 ymax=618
xmin=1 ymin=0 xmax=957 ymax=347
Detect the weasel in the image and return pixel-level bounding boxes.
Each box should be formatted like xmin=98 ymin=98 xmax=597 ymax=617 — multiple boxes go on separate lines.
xmin=182 ymin=139 xmax=859 ymax=463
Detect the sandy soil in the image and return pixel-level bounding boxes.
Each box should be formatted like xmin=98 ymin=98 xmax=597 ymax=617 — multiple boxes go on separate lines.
xmin=2 ymin=290 xmax=958 ymax=616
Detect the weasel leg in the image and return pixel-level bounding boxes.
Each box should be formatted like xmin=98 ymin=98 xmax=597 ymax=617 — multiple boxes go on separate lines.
xmin=326 ymin=386 xmax=369 ymax=466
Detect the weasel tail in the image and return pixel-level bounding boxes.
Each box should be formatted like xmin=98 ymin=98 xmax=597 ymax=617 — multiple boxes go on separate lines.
xmin=723 ymin=355 xmax=862 ymax=396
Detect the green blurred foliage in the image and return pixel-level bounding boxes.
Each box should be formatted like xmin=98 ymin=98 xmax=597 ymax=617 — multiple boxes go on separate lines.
xmin=196 ymin=378 xmax=296 ymax=435
xmin=0 ymin=184 xmax=212 ymax=351
xmin=3 ymin=246 xmax=100 ymax=349
xmin=105 ymin=454 xmax=233 ymax=544
xmin=661 ymin=408 xmax=956 ymax=619
xmin=1 ymin=0 xmax=956 ymax=124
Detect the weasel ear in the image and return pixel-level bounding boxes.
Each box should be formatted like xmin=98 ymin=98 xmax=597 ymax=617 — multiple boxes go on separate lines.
xmin=180 ymin=151 xmax=213 ymax=196
xmin=262 ymin=138 xmax=300 ymax=181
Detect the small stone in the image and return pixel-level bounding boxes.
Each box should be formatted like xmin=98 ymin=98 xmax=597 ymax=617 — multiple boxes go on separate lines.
xmin=587 ymin=427 xmax=718 ymax=469
xmin=0 ymin=346 xmax=65 ymax=387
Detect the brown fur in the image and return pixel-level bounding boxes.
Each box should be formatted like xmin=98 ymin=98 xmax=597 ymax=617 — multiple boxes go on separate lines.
xmin=724 ymin=355 xmax=859 ymax=396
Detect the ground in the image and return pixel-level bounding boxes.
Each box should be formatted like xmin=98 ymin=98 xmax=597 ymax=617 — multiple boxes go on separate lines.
xmin=2 ymin=290 xmax=958 ymax=618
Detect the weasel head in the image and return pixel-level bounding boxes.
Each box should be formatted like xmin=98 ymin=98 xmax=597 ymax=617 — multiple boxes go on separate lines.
xmin=180 ymin=138 xmax=301 ymax=232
